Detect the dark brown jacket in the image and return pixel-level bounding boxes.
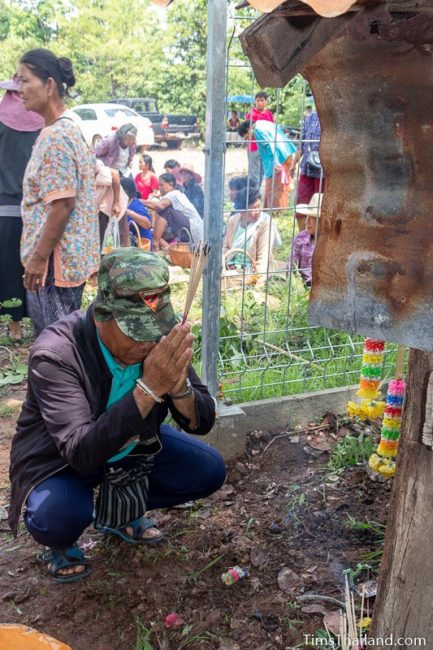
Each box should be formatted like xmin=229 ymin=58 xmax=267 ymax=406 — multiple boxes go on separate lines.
xmin=8 ymin=306 xmax=215 ymax=534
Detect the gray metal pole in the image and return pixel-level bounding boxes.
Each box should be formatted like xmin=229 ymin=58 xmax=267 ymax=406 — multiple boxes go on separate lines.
xmin=201 ymin=0 xmax=227 ymax=397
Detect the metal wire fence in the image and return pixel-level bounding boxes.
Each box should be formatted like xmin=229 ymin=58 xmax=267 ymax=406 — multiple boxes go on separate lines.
xmin=212 ymin=4 xmax=397 ymax=404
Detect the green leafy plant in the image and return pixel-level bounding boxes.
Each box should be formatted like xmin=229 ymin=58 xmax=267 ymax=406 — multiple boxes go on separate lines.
xmin=186 ymin=554 xmax=224 ymax=583
xmin=327 ymin=433 xmax=375 ymax=473
xmin=0 ymin=350 xmax=27 ymax=388
xmin=343 ymin=561 xmax=372 ymax=587
xmin=346 ymin=516 xmax=386 ymax=570
xmin=0 ymin=405 xmax=14 ymax=417
xmin=0 ymin=298 xmax=22 ymax=309
xmin=134 ymin=620 xmax=155 ymax=650
xmin=346 ymin=515 xmax=386 ymax=538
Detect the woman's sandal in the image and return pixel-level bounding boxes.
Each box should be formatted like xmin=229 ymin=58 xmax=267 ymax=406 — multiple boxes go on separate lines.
xmin=95 ymin=516 xmax=165 ymax=546
xmin=39 ymin=546 xmax=92 ymax=584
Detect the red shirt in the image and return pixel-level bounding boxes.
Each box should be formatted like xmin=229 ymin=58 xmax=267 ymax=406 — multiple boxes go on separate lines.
xmin=244 ymin=108 xmax=274 ymax=152
xmin=134 ymin=171 xmax=159 ymax=199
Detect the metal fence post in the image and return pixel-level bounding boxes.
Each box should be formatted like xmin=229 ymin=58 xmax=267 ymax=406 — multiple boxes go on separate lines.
xmin=201 ymin=0 xmax=227 ymax=397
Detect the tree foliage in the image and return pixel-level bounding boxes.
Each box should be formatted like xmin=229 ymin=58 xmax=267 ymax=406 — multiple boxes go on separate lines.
xmin=0 ymin=0 xmax=304 ymax=123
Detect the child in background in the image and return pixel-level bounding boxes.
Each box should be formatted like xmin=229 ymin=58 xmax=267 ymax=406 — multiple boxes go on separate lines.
xmin=126 ymin=196 xmax=153 ymax=249
xmin=289 ymin=193 xmax=322 ymax=288
xmin=245 ymin=91 xmax=274 ymax=188
xmin=227 ymin=110 xmax=240 ymax=132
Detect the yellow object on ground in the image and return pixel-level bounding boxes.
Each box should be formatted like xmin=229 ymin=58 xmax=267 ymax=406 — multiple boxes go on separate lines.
xmin=0 ymin=625 xmax=71 ymax=650
xmin=347 ymin=399 xmax=385 ymax=420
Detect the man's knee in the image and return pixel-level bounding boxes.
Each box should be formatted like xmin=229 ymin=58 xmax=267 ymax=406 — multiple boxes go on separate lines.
xmin=25 ymin=503 xmax=93 ymax=548
xmin=205 ymin=447 xmax=226 ymax=493
xmin=25 ymin=479 xmax=94 ymax=547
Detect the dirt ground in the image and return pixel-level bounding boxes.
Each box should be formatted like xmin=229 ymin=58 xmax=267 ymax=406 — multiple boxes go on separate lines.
xmin=0 ymin=347 xmax=391 ymax=650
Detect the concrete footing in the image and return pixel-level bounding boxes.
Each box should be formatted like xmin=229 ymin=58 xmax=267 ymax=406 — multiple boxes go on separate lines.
xmin=204 ymin=384 xmax=358 ymax=460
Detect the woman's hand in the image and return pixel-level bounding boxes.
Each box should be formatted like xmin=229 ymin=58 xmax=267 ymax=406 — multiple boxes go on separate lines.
xmin=141 ymin=323 xmax=194 ymax=396
xmin=24 ymin=197 xmax=75 ymax=292
xmin=112 ymin=202 xmax=121 ymax=218
xmin=24 ymin=251 xmax=48 ymax=292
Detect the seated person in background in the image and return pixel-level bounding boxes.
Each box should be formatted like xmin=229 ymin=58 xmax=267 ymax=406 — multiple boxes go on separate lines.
xmin=228 ymin=176 xmax=256 ymax=209
xmin=239 ymin=119 xmax=296 ymax=211
xmin=8 ymin=248 xmax=225 ymax=583
xmin=126 ymin=196 xmax=153 ymax=249
xmin=222 ymin=186 xmax=277 ymax=283
xmin=179 ymin=164 xmax=204 ymax=219
xmin=134 ymin=155 xmax=159 ymax=200
xmin=289 ymin=193 xmax=322 ymax=288
xmin=164 ymin=159 xmax=183 ymax=188
xmin=141 ymin=173 xmax=203 ymax=251
xmin=227 ymin=110 xmax=240 ymax=132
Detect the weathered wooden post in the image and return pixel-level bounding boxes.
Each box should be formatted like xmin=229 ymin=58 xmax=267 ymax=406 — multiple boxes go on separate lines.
xmin=240 ymin=2 xmax=433 ymax=646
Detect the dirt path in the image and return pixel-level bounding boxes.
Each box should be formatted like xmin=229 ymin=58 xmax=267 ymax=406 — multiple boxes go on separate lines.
xmin=0 ymin=373 xmax=389 ymax=650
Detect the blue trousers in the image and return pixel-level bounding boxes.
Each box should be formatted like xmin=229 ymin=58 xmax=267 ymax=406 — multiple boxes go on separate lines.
xmin=25 ymin=425 xmax=226 ymax=548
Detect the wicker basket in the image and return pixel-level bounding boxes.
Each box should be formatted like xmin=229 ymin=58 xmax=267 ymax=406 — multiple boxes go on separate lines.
xmin=221 ymin=248 xmax=259 ymax=291
xmin=168 ymin=228 xmax=194 ymax=268
xmin=129 ymin=220 xmax=151 ymax=251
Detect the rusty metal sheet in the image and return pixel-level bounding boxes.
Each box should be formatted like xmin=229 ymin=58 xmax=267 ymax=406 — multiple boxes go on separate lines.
xmin=240 ymin=10 xmax=358 ymax=88
xmin=247 ymin=0 xmax=356 ymax=15
xmin=305 ymin=9 xmax=433 ymax=351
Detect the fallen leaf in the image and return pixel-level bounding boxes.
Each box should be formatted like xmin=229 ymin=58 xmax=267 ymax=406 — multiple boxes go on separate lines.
xmin=249 ymin=577 xmax=261 ymax=592
xmin=355 ymin=579 xmax=377 ymax=598
xmin=303 ymin=446 xmax=325 ymax=457
xmin=307 ymin=436 xmax=332 ymax=452
xmin=277 ymin=567 xmax=301 ymax=593
xmin=320 ymin=412 xmax=337 ymax=428
xmin=323 ymin=610 xmax=342 ymax=636
xmin=301 ymin=604 xmax=330 ymax=615
xmin=305 ymin=564 xmax=318 ymax=573
xmin=346 ymin=469 xmax=365 ymax=486
xmin=250 ymin=547 xmax=270 ymax=567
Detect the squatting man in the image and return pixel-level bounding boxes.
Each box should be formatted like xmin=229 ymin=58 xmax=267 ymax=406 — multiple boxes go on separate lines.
xmin=8 ymin=248 xmax=226 ymax=582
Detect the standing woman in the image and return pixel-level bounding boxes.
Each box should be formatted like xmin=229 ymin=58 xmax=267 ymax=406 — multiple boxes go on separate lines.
xmin=95 ymin=123 xmax=138 ymax=245
xmin=17 ymin=49 xmax=99 ymax=335
xmin=0 ymin=78 xmax=43 ymax=341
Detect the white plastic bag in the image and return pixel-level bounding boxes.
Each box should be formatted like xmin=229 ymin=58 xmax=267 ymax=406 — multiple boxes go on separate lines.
xmin=101 ymin=216 xmax=121 ymax=255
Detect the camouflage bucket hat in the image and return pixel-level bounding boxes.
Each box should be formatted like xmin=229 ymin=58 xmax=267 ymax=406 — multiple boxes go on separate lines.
xmin=94 ymin=248 xmax=178 ymax=342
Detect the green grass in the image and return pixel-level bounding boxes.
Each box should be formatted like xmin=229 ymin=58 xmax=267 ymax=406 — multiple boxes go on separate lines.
xmin=134 ymin=621 xmax=155 ymax=650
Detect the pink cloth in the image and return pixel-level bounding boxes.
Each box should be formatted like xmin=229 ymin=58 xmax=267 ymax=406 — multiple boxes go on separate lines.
xmin=0 ymin=89 xmax=44 ymax=132
xmin=244 ymin=107 xmax=274 ymax=152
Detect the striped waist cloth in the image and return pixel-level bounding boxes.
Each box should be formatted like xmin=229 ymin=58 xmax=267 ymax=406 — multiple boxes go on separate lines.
xmin=0 ymin=205 xmax=21 ymax=217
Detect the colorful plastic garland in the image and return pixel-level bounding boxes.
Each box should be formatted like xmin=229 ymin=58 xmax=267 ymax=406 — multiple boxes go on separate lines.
xmin=347 ymin=339 xmax=386 ymax=419
xmin=221 ymin=566 xmax=248 ymax=585
xmin=368 ymin=378 xmax=406 ymax=478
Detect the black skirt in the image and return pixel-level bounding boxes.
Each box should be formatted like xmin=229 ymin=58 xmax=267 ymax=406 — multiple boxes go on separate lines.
xmin=0 ymin=214 xmax=27 ymax=321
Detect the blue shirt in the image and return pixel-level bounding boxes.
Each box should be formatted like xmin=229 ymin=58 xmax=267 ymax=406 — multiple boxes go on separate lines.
xmin=253 ymin=120 xmax=297 ymax=180
xmin=128 ymin=198 xmax=153 ymax=241
xmin=98 ymin=333 xmax=141 ymax=462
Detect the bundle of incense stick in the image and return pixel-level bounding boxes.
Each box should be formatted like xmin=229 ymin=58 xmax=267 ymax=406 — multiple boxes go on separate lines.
xmin=181 ymin=242 xmax=210 ymax=325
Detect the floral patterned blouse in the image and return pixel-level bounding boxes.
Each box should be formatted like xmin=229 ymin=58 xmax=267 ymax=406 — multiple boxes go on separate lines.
xmin=21 ymin=117 xmax=99 ymax=287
